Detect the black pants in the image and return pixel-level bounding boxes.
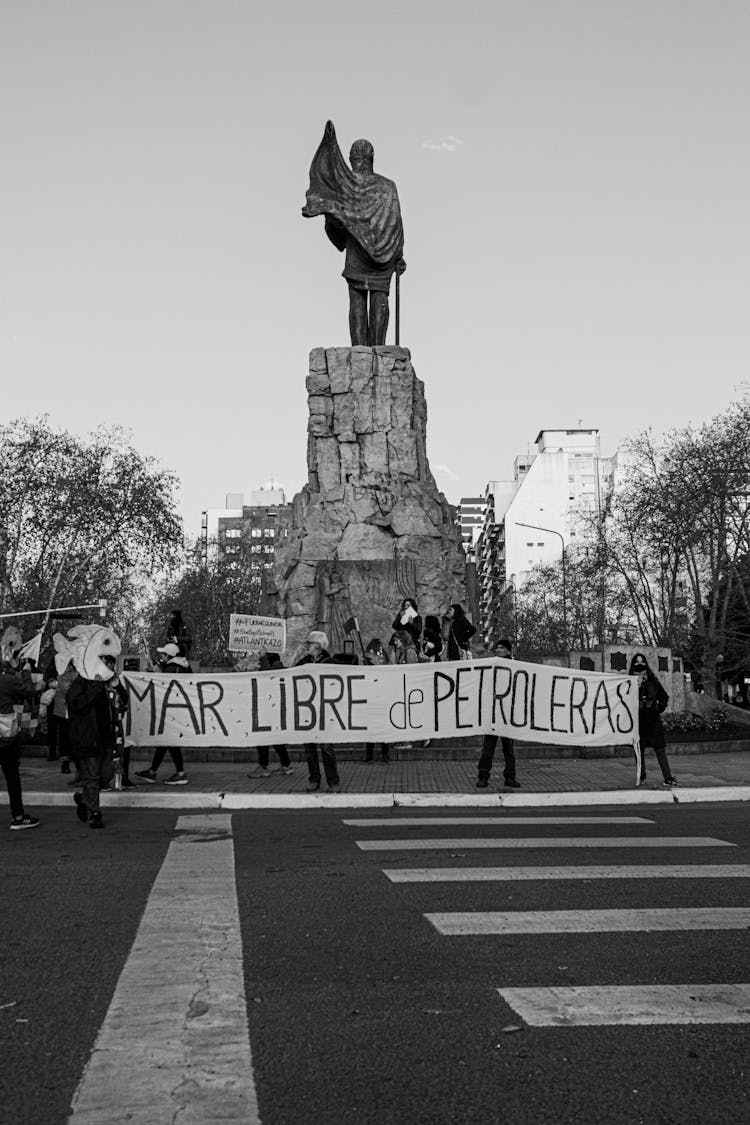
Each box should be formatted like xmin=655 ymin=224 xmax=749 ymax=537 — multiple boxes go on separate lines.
xmin=478 ymin=734 xmax=516 ymax=782
xmin=150 ymin=746 xmax=185 ymax=773
xmin=258 ymin=745 xmax=291 ymax=770
xmin=305 ymin=743 xmax=339 ymax=785
xmin=640 ymin=741 xmax=673 ymax=782
xmin=47 ymin=709 xmax=71 ymax=759
xmin=0 ymin=739 xmax=24 ymax=818
xmin=365 ymin=743 xmax=389 ymax=761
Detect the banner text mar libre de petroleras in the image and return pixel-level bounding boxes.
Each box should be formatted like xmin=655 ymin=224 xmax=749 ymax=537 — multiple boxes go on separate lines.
xmin=123 ymin=658 xmax=639 ymax=748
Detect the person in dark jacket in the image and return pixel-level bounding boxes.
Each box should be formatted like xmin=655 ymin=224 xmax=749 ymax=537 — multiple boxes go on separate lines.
xmin=445 ymin=603 xmax=476 ymax=661
xmin=476 ymin=638 xmax=520 ymax=789
xmin=392 ymin=598 xmax=422 ymax=650
xmin=420 ymin=615 xmax=443 ymax=662
xmin=248 ymin=652 xmax=294 ymax=779
xmin=296 ymin=630 xmax=340 ymax=792
xmin=135 ymin=643 xmax=190 ymax=785
xmin=0 ymin=661 xmax=40 ymax=830
xmin=166 ymin=609 xmax=192 ymax=662
xmin=67 ymin=669 xmax=120 ymax=828
xmin=630 ymin=653 xmax=677 ymax=787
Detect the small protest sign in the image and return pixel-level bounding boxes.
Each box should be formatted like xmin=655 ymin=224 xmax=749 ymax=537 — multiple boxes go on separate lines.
xmin=228 ymin=614 xmax=286 ymax=654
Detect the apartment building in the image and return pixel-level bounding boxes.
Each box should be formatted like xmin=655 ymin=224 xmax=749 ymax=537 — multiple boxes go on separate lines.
xmin=477 ymin=429 xmax=618 ymax=645
xmin=200 ymin=487 xmax=292 ymax=572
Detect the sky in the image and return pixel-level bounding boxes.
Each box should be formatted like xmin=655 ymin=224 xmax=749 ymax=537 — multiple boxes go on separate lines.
xmin=2 ymin=0 xmax=749 ymax=537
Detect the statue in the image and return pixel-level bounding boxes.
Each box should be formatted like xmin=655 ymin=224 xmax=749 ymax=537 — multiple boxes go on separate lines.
xmin=302 ymin=121 xmax=406 ymax=347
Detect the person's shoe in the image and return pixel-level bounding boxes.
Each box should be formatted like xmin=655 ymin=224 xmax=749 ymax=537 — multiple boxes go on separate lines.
xmin=164 ymin=772 xmax=188 ymax=785
xmin=74 ymin=793 xmax=88 ymax=823
xmin=10 ymin=815 xmax=40 ymax=831
xmin=247 ymin=769 xmax=271 ymax=779
xmin=120 ymin=778 xmax=138 ymax=789
xmin=663 ymin=777 xmax=678 ymax=787
xmin=89 ymin=811 xmax=104 ymax=829
xmin=504 ymin=778 xmax=521 ymax=789
xmin=306 ymin=781 xmax=321 ymax=792
xmin=135 ymin=768 xmax=157 ymax=783
xmin=636 ymin=775 xmax=647 ymax=787
xmin=279 ymin=767 xmax=294 ymax=775
xmin=476 ymin=778 xmax=489 ymax=788
xmin=60 ymin=759 xmax=71 ymax=774
xmin=327 ymin=780 xmax=340 ymax=790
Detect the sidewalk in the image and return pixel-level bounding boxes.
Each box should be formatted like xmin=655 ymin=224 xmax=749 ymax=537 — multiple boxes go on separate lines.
xmin=12 ymin=747 xmax=750 ymax=809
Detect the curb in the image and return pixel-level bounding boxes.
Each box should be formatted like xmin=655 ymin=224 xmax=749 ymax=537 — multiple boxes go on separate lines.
xmin=10 ymin=786 xmax=750 ymax=810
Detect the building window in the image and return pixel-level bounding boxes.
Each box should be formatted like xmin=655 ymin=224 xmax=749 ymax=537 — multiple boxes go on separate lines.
xmin=251 ymin=528 xmax=262 ymax=538
xmin=225 ymin=529 xmax=241 ymax=539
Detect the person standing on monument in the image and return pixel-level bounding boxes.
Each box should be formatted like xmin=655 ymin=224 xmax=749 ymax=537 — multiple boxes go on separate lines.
xmin=392 ymin=598 xmax=422 ymax=650
xmin=296 ymin=630 xmax=341 ymax=792
xmin=445 ymin=604 xmax=476 ymax=661
xmin=302 ymin=121 xmax=406 ymax=346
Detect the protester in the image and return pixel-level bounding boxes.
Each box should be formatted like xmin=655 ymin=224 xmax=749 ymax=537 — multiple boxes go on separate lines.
xmin=67 ymin=669 xmax=118 ymax=829
xmin=52 ymin=660 xmax=78 ymax=779
xmin=476 ymin=638 xmax=520 ymax=789
xmin=392 ymin=597 xmax=422 ymax=649
xmin=0 ymin=658 xmax=40 ymax=830
xmin=100 ymin=654 xmax=135 ymax=789
xmin=247 ymin=651 xmax=294 ymax=779
xmin=389 ymin=628 xmax=419 ymax=665
xmin=364 ymin=638 xmax=390 ymax=763
xmin=629 ymin=652 xmax=677 ymax=787
xmin=166 ymin=609 xmax=192 ymax=662
xmin=295 ymin=630 xmax=340 ymax=791
xmin=420 ymin=615 xmax=443 ymax=662
xmin=445 ymin=603 xmax=476 ymax=661
xmin=135 ymin=643 xmax=190 ymax=785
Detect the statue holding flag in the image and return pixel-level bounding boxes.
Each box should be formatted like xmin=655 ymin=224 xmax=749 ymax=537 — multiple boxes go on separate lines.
xmin=302 ymin=121 xmax=406 ymax=346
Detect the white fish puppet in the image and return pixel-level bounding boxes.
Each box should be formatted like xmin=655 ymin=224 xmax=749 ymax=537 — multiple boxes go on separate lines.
xmin=53 ymin=624 xmax=122 ymax=680
xmin=0 ymin=626 xmax=24 ymax=666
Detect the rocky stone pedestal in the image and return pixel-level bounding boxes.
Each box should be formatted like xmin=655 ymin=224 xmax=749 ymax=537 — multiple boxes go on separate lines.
xmin=271 ymin=346 xmax=467 ymax=658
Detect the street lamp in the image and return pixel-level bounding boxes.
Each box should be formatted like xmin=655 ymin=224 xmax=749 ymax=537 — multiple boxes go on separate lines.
xmin=503 ymin=574 xmax=518 ymax=643
xmin=515 ymin=521 xmax=567 ymax=652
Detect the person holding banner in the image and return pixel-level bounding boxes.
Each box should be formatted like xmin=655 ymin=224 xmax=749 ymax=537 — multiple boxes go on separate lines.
xmin=445 ymin=604 xmax=476 ymax=661
xmin=629 ymin=653 xmax=677 ymax=787
xmin=0 ymin=658 xmax=41 ymax=830
xmin=476 ymin=638 xmax=521 ymax=790
xmin=296 ymin=630 xmax=340 ymax=791
xmin=248 ymin=652 xmax=294 ymax=779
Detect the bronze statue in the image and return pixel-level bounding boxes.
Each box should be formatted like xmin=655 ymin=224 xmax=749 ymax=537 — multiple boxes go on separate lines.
xmin=302 ymin=121 xmax=406 ymax=347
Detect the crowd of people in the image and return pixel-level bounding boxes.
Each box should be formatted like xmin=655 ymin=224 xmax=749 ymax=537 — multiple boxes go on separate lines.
xmin=1 ymin=599 xmax=678 ymax=831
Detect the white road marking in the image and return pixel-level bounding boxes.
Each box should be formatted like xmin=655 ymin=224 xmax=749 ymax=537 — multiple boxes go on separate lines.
xmin=356 ymin=836 xmax=734 ymax=851
xmin=343 ymin=816 xmax=654 ymax=827
xmin=427 ymin=908 xmax=750 ymax=935
xmin=384 ymin=863 xmax=750 ymax=882
xmin=68 ymin=814 xmax=260 ymax=1124
xmin=499 ymin=984 xmax=750 ymax=1025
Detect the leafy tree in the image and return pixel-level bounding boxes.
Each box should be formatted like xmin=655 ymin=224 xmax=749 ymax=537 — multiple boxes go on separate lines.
xmin=0 ymin=416 xmax=182 ymax=636
xmin=140 ymin=542 xmax=263 ymax=667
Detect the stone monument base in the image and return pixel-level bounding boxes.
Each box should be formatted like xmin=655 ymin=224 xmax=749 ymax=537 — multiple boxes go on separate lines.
xmin=270 ymin=346 xmax=467 ymax=658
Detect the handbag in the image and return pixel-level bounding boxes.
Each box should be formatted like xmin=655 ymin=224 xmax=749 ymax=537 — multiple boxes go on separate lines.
xmin=0 ymin=711 xmax=21 ymax=740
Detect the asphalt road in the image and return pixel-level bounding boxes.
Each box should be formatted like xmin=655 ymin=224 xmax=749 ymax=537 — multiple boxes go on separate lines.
xmin=1 ymin=803 xmax=749 ymax=1124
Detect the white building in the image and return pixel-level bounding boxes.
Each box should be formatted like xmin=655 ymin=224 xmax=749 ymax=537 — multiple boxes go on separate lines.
xmin=200 ymin=486 xmax=288 ymax=564
xmin=477 ymin=429 xmax=618 ymax=644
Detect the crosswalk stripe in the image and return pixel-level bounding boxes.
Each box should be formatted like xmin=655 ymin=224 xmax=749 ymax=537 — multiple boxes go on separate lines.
xmin=384 ymin=864 xmax=750 ymax=882
xmin=427 ymin=908 xmax=750 ymax=934
xmin=498 ymin=984 xmax=750 ymax=1025
xmin=68 ymin=814 xmax=259 ymax=1124
xmin=344 ymin=817 xmax=654 ymax=827
xmin=356 ymin=836 xmax=734 ymax=851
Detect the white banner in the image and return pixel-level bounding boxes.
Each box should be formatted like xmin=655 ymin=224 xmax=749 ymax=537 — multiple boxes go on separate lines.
xmin=124 ymin=658 xmax=639 ymax=749
xmin=228 ymin=614 xmax=286 ymax=654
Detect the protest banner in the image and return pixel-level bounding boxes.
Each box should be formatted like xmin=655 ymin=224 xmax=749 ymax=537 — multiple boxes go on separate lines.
xmin=228 ymin=614 xmax=286 ymax=654
xmin=124 ymin=657 xmax=639 ymax=754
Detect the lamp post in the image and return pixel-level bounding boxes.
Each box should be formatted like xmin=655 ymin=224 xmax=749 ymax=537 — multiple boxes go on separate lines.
xmin=504 ymin=574 xmax=518 ymax=643
xmin=515 ymin=521 xmax=567 ymax=653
